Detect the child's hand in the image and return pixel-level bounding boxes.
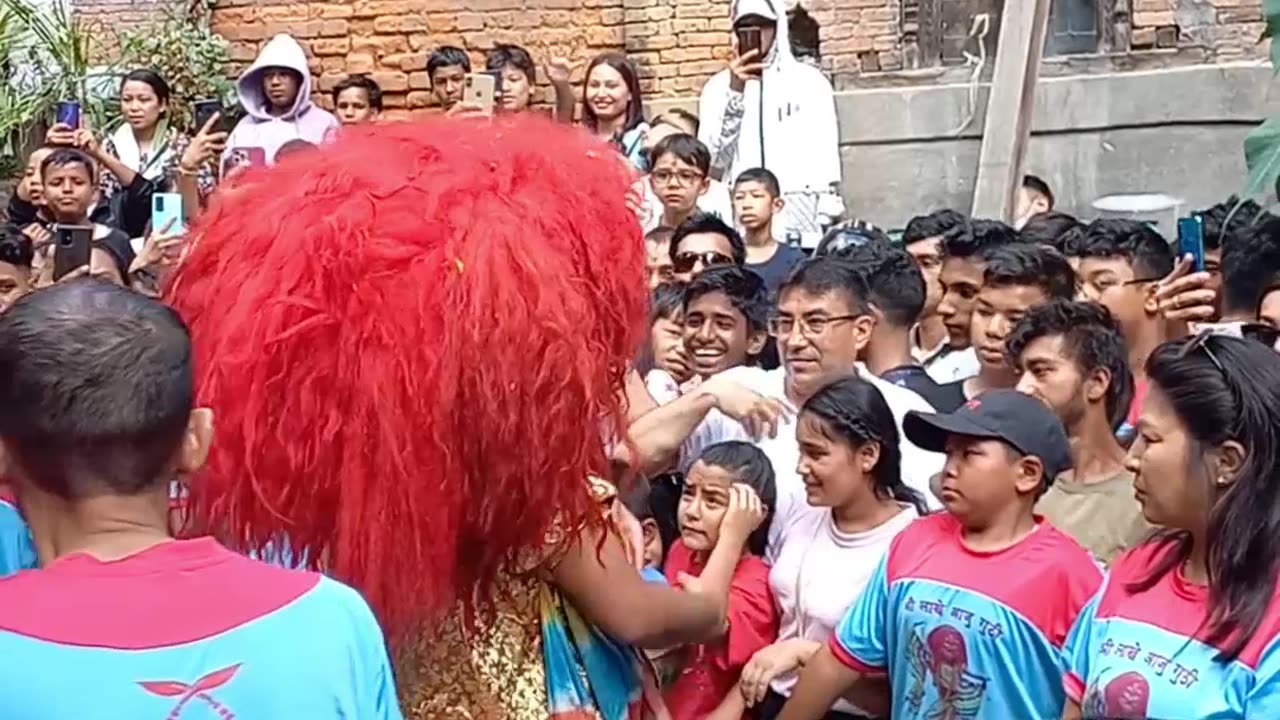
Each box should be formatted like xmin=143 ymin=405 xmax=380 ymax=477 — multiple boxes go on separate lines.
xmin=718 ymin=483 xmax=765 ymax=548
xmin=740 ymin=639 xmax=812 ymax=707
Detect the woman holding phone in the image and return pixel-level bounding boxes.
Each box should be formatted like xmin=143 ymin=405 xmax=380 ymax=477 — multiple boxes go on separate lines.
xmin=581 ymin=53 xmax=649 ymax=171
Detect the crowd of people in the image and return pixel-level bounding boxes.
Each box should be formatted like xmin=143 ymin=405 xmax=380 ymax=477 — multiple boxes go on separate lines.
xmin=3 ymin=5 xmax=1280 ymax=720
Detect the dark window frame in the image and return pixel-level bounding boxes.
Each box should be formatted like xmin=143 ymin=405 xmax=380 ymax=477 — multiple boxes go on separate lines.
xmin=904 ymin=0 xmax=1127 ymax=67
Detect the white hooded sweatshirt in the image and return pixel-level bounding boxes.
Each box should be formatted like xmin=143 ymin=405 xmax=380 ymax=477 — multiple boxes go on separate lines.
xmin=698 ymin=0 xmax=844 ymax=247
xmin=224 ymin=34 xmax=339 ymax=166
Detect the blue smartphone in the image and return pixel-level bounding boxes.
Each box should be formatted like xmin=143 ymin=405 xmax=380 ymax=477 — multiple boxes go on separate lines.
xmin=55 ymin=100 xmax=80 ymax=128
xmin=1177 ymin=215 xmax=1205 ymax=273
xmin=151 ymin=192 xmax=185 ymax=236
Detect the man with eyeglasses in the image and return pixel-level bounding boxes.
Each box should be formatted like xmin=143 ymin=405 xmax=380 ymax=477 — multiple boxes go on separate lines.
xmin=630 ymin=255 xmax=944 ymax=554
xmin=1076 ymin=219 xmax=1175 ymax=442
xmin=669 ymin=212 xmax=746 ymax=282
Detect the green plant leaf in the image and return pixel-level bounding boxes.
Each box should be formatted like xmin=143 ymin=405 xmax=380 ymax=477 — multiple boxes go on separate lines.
xmin=1244 ymin=117 xmax=1280 ymax=203
xmin=1266 ymin=0 xmax=1280 ymax=71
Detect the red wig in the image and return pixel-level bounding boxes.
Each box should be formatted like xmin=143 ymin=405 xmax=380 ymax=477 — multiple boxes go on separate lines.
xmin=169 ymin=116 xmax=647 ymax=643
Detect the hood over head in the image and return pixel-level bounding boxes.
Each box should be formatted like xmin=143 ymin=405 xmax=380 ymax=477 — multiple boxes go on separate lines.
xmin=731 ymin=0 xmax=793 ymax=67
xmin=237 ymin=34 xmax=314 ymax=121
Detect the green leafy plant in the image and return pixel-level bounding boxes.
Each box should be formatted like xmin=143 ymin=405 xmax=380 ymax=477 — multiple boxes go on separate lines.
xmin=1242 ymin=0 xmax=1280 ymax=201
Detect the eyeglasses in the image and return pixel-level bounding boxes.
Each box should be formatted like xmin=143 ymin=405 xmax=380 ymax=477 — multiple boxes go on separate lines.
xmin=673 ymin=251 xmax=733 ymax=274
xmin=651 ymin=169 xmax=705 ymax=187
xmin=1181 ymin=329 xmax=1228 ymax=375
xmin=767 ymin=314 xmax=861 ymax=338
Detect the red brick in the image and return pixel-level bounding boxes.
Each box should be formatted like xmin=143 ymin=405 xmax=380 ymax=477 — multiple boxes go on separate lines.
xmin=371 ymin=71 xmax=409 ymax=92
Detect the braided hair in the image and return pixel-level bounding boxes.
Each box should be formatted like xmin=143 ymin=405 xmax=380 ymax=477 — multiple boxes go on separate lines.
xmin=801 ymin=375 xmax=930 ymax=515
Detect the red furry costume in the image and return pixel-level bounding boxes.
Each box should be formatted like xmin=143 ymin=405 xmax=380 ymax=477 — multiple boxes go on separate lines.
xmin=168 ymin=117 xmax=649 ymax=713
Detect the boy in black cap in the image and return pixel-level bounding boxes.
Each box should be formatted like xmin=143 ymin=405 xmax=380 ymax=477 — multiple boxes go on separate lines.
xmin=778 ymin=390 xmax=1102 ymax=720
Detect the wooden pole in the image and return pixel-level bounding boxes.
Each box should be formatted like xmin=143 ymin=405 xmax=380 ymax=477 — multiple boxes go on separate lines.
xmin=971 ymin=0 xmax=1052 ymax=222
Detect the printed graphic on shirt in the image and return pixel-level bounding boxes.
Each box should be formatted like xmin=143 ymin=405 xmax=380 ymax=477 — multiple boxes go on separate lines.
xmin=139 ymin=664 xmax=241 ymax=719
xmin=904 ymin=623 xmax=988 ymax=720
xmin=1064 ymin=543 xmax=1280 ymax=720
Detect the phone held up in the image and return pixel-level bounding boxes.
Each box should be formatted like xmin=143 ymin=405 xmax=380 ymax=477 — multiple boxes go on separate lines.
xmin=151 ymin=193 xmax=186 ymax=237
xmin=736 ymin=26 xmax=762 ymax=60
xmin=1176 ymin=215 xmax=1206 ymax=273
xmin=192 ymin=98 xmax=223 ymax=133
xmin=52 ymin=224 xmax=93 ymax=281
xmin=464 ymin=73 xmax=496 ymax=115
xmin=55 ymin=100 xmax=81 ymax=129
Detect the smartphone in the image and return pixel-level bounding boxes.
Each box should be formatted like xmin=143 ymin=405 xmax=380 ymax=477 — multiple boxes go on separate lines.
xmin=55 ymin=100 xmax=81 ymax=128
xmin=152 ymin=193 xmax=185 ymax=236
xmin=737 ymin=26 xmax=762 ymax=59
xmin=488 ymin=69 xmax=504 ymax=96
xmin=464 ymin=73 xmax=495 ymax=114
xmin=52 ymin=224 xmax=92 ymax=281
xmin=1177 ymin=215 xmax=1206 ymax=273
xmin=221 ymin=146 xmax=268 ymax=177
xmin=192 ymin=98 xmax=222 ymax=133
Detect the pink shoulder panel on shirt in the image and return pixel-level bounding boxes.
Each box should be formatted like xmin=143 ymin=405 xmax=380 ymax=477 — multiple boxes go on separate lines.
xmin=885 ymin=513 xmax=1103 ymax=647
xmin=0 ymin=537 xmax=321 ymax=649
xmin=1098 ymin=541 xmax=1280 ymax=668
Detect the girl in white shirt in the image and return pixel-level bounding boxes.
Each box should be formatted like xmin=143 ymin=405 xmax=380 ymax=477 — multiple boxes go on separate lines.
xmin=739 ymin=375 xmax=929 ymax=719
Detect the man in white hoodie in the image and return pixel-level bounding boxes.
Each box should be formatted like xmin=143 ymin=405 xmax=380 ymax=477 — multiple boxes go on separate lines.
xmin=224 ymin=34 xmax=339 ymax=168
xmin=698 ymin=0 xmax=844 ymax=249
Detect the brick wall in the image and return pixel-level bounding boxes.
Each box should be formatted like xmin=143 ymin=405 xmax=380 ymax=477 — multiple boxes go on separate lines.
xmin=72 ymin=0 xmax=1268 ymax=119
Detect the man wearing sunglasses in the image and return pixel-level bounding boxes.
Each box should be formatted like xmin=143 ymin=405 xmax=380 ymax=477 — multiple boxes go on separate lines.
xmin=669 ymin=211 xmax=746 ymax=282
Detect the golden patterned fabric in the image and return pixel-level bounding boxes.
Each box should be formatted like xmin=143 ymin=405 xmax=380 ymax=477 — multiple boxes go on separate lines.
xmin=400 ymin=570 xmax=550 ymax=720
xmin=399 ymin=477 xmax=618 ymax=719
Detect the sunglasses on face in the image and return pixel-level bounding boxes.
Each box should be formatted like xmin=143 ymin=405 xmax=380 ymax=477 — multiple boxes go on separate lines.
xmin=673 ymin=251 xmax=733 ymax=274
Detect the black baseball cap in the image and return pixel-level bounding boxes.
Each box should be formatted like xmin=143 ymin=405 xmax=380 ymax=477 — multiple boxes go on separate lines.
xmin=904 ymin=389 xmax=1073 ymax=481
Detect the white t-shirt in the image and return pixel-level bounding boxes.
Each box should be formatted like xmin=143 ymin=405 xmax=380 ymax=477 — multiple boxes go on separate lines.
xmin=924 ymin=347 xmax=980 ymax=384
xmin=681 ymin=365 xmax=943 ymax=551
xmin=768 ymin=504 xmax=918 ymax=707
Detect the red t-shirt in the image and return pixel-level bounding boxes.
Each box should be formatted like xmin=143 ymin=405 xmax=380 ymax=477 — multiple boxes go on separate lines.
xmin=662 ymin=540 xmax=778 ymax=720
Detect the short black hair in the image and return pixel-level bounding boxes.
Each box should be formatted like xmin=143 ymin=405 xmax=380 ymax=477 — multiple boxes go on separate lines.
xmin=671 ymin=212 xmax=746 ymax=265
xmin=982 ymin=243 xmax=1077 ymax=301
xmin=903 ymin=209 xmax=967 ymax=246
xmin=734 ymin=167 xmax=781 ymax=198
xmin=0 ymin=279 xmax=193 ymax=498
xmin=683 ymin=265 xmax=769 ymax=335
xmin=650 ymin=134 xmax=711 ymax=176
xmin=1023 ymin=174 xmax=1054 ymax=209
xmin=41 ymin=147 xmax=96 ymax=182
xmin=1221 ymin=215 xmax=1280 ymax=316
xmin=779 ymin=256 xmax=874 ymax=316
xmin=428 ymin=46 xmax=470 ymax=77
xmin=332 ymin=74 xmax=383 ymax=111
xmin=836 ymin=242 xmax=924 ymax=328
xmin=1020 ymin=211 xmax=1085 ymax=255
xmin=654 ymin=108 xmax=699 ymax=135
xmin=1006 ymin=300 xmax=1135 ymax=430
xmin=486 ymin=44 xmax=536 ymax=83
xmin=1079 ymin=219 xmax=1175 ymax=280
xmin=650 ymin=281 xmax=686 ymax=324
xmin=0 ymin=227 xmax=34 ymax=270
xmin=1195 ymin=196 xmax=1271 ymax=251
xmin=694 ymin=441 xmax=776 ymax=557
xmin=941 ymin=218 xmax=1022 ymax=260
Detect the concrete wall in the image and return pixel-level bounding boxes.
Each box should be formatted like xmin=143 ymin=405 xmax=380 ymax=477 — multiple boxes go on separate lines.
xmin=835 ymin=62 xmax=1277 ymax=228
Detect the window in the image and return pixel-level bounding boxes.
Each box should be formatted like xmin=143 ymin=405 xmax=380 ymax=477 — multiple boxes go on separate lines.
xmin=904 ymin=0 xmax=1121 ymax=67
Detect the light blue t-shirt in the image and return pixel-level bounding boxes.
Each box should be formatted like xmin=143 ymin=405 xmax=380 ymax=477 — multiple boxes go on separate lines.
xmin=0 ymin=498 xmax=36 ymax=577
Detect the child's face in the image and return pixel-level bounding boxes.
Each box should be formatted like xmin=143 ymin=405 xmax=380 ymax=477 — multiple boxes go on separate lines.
xmin=42 ymin=163 xmax=95 ymax=223
xmin=497 ymin=63 xmax=532 ymax=112
xmin=678 ymin=460 xmax=737 ymax=552
xmin=936 ymin=436 xmax=1028 ymax=524
xmin=262 ymin=68 xmax=301 ymax=112
xmin=650 ymin=314 xmax=691 ymax=382
xmin=431 ymin=65 xmax=467 ymax=107
xmin=796 ymin=412 xmax=879 ymax=509
xmin=21 ymin=148 xmax=52 ymax=205
xmin=683 ymin=289 xmax=764 ymax=377
xmin=733 ymin=180 xmax=779 ymax=232
xmin=335 ymin=87 xmax=377 ymax=125
xmin=0 ymin=261 xmax=30 ymax=314
xmin=646 ymin=239 xmax=674 ymax=290
xmin=641 ymin=517 xmax=663 ymax=568
xmin=969 ymin=283 xmax=1047 ymax=374
xmin=649 ymin=152 xmax=708 ymax=217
